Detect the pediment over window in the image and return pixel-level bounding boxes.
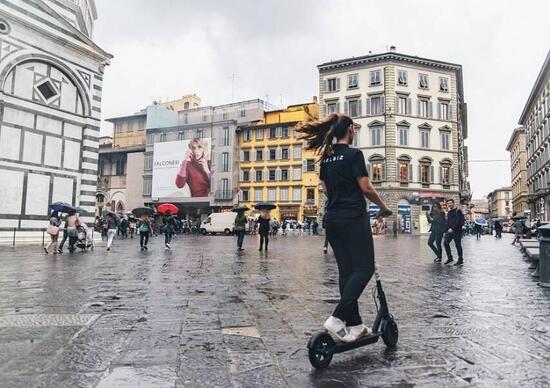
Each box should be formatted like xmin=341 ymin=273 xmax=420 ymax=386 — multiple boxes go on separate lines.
xmin=440 ymin=158 xmax=453 ymax=166
xmin=368 ymin=153 xmax=385 ymax=161
xmin=367 ymin=119 xmax=385 ymax=127
xmin=418 ymin=122 xmax=432 ymax=130
xmin=397 ymin=154 xmax=412 ymax=162
xmin=419 ymin=156 xmax=433 ymax=164
xmin=439 ymin=125 xmax=452 ymax=132
xmin=396 ymin=120 xmax=411 ymax=127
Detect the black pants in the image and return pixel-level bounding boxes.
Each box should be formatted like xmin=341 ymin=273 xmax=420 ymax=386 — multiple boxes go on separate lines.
xmin=444 ymin=232 xmax=463 ymax=261
xmin=326 ymin=214 xmax=375 ymax=326
xmin=140 ymin=232 xmax=150 ymax=248
xmin=165 ymin=230 xmax=173 ymax=245
xmin=259 ymin=230 xmax=269 ymax=250
xmin=58 ymin=230 xmax=68 ymax=250
xmin=427 ymin=230 xmax=444 ymax=259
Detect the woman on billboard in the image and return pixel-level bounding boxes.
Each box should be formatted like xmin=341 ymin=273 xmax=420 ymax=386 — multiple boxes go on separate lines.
xmin=175 ymin=138 xmax=211 ymax=197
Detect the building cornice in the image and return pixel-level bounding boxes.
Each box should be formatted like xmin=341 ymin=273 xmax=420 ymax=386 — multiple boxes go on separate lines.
xmin=505 ymin=127 xmax=525 ymax=151
xmin=519 ymin=49 xmax=550 ymax=125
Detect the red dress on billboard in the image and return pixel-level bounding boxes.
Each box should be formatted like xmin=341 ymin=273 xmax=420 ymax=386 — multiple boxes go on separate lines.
xmin=175 ymin=159 xmax=211 ymax=197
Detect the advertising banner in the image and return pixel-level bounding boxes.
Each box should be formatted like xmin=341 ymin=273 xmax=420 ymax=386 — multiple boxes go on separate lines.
xmin=152 ymin=138 xmax=212 ymax=199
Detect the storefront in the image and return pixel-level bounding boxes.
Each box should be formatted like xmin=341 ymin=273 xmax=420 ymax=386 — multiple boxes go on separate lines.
xmin=279 ymin=205 xmax=299 ymax=221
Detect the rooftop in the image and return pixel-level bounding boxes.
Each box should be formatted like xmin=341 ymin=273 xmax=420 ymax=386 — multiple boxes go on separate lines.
xmin=518 ymin=49 xmax=550 ymax=125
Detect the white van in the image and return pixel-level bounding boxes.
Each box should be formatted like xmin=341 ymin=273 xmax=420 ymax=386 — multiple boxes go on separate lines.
xmin=200 ymin=212 xmax=236 ymax=235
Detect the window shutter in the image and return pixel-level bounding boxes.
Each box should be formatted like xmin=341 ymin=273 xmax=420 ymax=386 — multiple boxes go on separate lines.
xmin=357 ymin=100 xmax=362 ymax=116
xmin=418 ymin=165 xmax=421 ymax=182
xmin=417 ymin=100 xmax=420 ymax=116
xmin=303 ymin=160 xmax=307 ymax=171
xmin=336 ymin=102 xmax=341 ymax=113
xmin=450 ymin=167 xmax=454 ymax=184
xmin=344 ymin=101 xmax=349 ymax=114
xmin=408 ymin=164 xmax=413 ymax=181
xmin=250 ymin=149 xmax=256 ymax=161
xmin=276 ymin=148 xmax=281 ymax=160
xmin=428 ymin=102 xmax=433 ymax=118
xmin=336 ymin=78 xmax=340 ymax=90
xmin=240 ymin=151 xmax=244 ymax=162
xmin=276 ymin=168 xmax=281 ymax=180
xmin=407 ymin=98 xmax=412 ymax=115
xmin=394 ymin=97 xmax=399 ymax=113
xmin=381 ymin=96 xmax=385 ymax=112
xmin=448 ymin=105 xmax=452 ymax=120
xmin=439 ymin=167 xmax=443 ymax=184
xmin=437 ymin=103 xmax=441 ymax=120
xmin=251 ymin=169 xmax=255 ymax=182
xmin=366 ymin=98 xmax=371 ymax=115
xmin=430 ymin=166 xmax=434 ymax=183
xmin=382 ymin=163 xmax=386 ymax=180
xmin=323 ymin=79 xmax=328 ymax=92
xmin=239 ymin=170 xmax=244 ymax=181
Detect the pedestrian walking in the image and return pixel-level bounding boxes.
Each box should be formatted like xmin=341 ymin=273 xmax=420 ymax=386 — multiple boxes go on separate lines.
xmin=271 ymin=218 xmax=279 ymax=237
xmin=257 ymin=212 xmax=271 ymax=251
xmin=234 ymin=210 xmax=247 ymax=251
xmin=118 ymin=216 xmax=128 ymax=238
xmin=105 ymin=213 xmax=118 ymax=251
xmin=297 ymin=113 xmax=392 ymax=342
xmin=44 ymin=211 xmax=61 ymax=254
xmin=427 ymin=203 xmax=446 ymax=262
xmin=138 ymin=214 xmax=151 ymax=250
xmin=129 ymin=217 xmax=136 ymax=238
xmin=65 ymin=210 xmax=80 ymax=253
xmin=281 ymin=220 xmax=288 ymax=236
xmin=474 ymin=223 xmax=482 ymax=240
xmin=494 ymin=219 xmax=503 ymax=239
xmin=511 ymin=218 xmax=525 ymax=245
xmin=163 ymin=211 xmax=177 ymax=249
xmin=57 ymin=215 xmax=69 ymax=253
xmin=443 ymin=199 xmax=465 ymax=266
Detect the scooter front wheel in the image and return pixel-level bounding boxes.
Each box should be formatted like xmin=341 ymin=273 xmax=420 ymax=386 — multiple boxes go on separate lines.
xmin=381 ymin=318 xmax=399 ymax=348
xmin=308 ymin=332 xmax=335 ymax=369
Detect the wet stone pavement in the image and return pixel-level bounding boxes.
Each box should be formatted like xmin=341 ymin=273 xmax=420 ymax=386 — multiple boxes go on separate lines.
xmin=0 ymin=232 xmax=549 ymax=388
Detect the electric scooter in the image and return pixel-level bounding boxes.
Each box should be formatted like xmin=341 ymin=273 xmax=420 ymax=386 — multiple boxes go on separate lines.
xmin=307 ymin=263 xmax=398 ymax=369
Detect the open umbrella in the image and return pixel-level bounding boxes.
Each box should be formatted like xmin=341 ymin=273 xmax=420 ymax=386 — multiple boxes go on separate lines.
xmin=132 ymin=207 xmax=154 ymax=217
xmin=511 ymin=216 xmax=528 ymax=221
xmin=474 ymin=218 xmax=488 ymax=226
xmin=73 ymin=206 xmax=87 ymax=215
xmin=232 ymin=205 xmax=249 ymax=212
xmin=49 ymin=202 xmax=74 ymax=213
xmin=254 ymin=202 xmax=276 ymax=210
xmin=157 ymin=203 xmax=178 ymax=215
xmin=102 ymin=209 xmax=121 ymax=222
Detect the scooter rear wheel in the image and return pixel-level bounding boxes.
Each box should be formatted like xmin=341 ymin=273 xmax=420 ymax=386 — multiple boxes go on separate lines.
xmin=308 ymin=332 xmax=334 ymax=369
xmin=381 ymin=318 xmax=399 ymax=348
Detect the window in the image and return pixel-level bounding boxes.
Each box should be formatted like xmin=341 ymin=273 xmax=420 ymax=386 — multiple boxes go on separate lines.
xmin=281 ymin=148 xmax=289 ymax=160
xmin=147 ymin=134 xmax=154 ymax=145
xmin=256 ymin=149 xmax=263 ymax=161
xmin=441 ymin=132 xmax=450 ymax=150
xmin=370 ymin=95 xmax=383 ymax=115
xmin=202 ymin=111 xmax=208 ymax=122
xmin=293 ymin=188 xmax=302 ymax=201
xmin=281 ymin=127 xmax=290 ymax=138
xmin=242 ymin=190 xmax=249 ymax=201
xmin=222 ymin=110 xmax=228 ymax=120
xmin=242 ymin=170 xmax=250 ymax=181
xmin=397 ymin=70 xmax=407 ymax=86
xmin=269 ymin=169 xmax=276 ymax=181
xmin=306 ymin=159 xmax=316 ymax=172
xmin=255 ymin=170 xmax=263 ymax=181
xmin=243 ymin=129 xmax=251 ymax=141
xmin=306 ymin=188 xmax=315 ymax=203
xmin=269 ymin=127 xmax=277 ymax=138
xmin=222 ymin=152 xmax=229 ymax=172
xmin=115 ymin=158 xmax=125 ymax=176
xmin=398 ymin=125 xmax=408 ymax=146
xmin=160 ymin=133 xmax=166 ymax=142
xmin=370 ymin=126 xmax=382 ymax=146
xmin=326 ymin=77 xmax=339 ymax=92
xmin=370 ymin=70 xmax=381 ymax=86
xmin=419 ymin=73 xmax=429 ymax=89
xmin=347 ymin=99 xmax=361 ymax=117
xmin=439 ymin=77 xmax=449 ymax=92
xmin=36 ymin=80 xmax=57 ymax=100
xmin=281 ymin=169 xmax=289 ymax=180
xmin=143 ymin=177 xmax=152 ymax=196
xmin=256 ymin=128 xmax=264 ymax=140
xmin=441 ymin=165 xmax=451 ymax=185
xmin=183 ymin=113 xmax=188 ymax=124
xmin=397 ymin=95 xmax=409 ymax=115
xmin=144 ymin=154 xmax=153 ymax=171
xmin=254 ymin=188 xmax=263 ymax=201
xmin=327 ymin=101 xmax=339 ymax=114
xmin=240 ymin=106 xmax=246 ymax=117
xmin=222 ymin=127 xmax=230 ymax=146
xmin=294 ymin=146 xmax=302 ymax=160
xmin=196 ymin=128 xmax=204 ymax=138
xmin=420 ymin=130 xmax=430 ymax=148
xmin=269 ymin=149 xmax=276 ymax=160
xmin=268 ymin=188 xmax=276 ymax=201
xmin=399 ymin=162 xmax=411 ymax=182
xmin=221 ymin=178 xmax=229 ymax=196
xmin=420 ymin=164 xmax=431 ymax=183
xmin=243 ymin=150 xmax=250 ymax=161
xmin=419 ymin=99 xmax=430 ymax=117
xmin=438 ymin=102 xmax=450 ymax=120
xmin=178 ymin=131 xmax=185 ymax=140
xmin=280 ymin=187 xmax=289 ymax=201
xmin=293 ymin=167 xmax=302 ymax=180
xmin=371 ymin=161 xmax=384 ymax=182
xmin=348 ymin=74 xmax=359 ymax=89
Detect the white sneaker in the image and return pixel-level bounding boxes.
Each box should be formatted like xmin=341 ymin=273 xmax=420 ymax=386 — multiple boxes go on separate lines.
xmin=347 ymin=324 xmax=372 ymax=338
xmin=323 ymin=316 xmax=356 ymax=342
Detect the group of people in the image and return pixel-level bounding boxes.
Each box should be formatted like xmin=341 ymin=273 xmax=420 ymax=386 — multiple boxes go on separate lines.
xmin=44 ymin=210 xmax=93 ymax=254
xmin=426 ymin=199 xmax=465 ymax=265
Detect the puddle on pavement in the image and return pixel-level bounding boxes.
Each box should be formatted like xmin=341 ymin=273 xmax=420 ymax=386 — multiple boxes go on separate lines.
xmin=222 ymin=326 xmax=260 ymax=338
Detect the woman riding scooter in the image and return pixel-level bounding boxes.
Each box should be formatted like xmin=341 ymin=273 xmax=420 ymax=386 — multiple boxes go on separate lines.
xmin=297 ymin=113 xmax=392 ymax=343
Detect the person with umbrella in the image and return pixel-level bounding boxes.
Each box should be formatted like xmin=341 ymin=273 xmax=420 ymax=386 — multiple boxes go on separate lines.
xmin=233 ymin=206 xmax=248 ymax=251
xmin=158 ymin=204 xmax=178 ymax=250
xmin=427 ymin=202 xmax=446 ymax=262
xmin=133 ymin=207 xmax=154 ymax=250
xmin=103 ymin=210 xmax=119 ymax=251
xmin=474 ymin=218 xmax=487 ymax=240
xmin=255 ymin=203 xmax=275 ymax=251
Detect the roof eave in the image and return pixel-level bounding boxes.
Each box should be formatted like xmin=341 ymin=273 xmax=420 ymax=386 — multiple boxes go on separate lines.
xmin=518 ymin=50 xmax=550 ymax=125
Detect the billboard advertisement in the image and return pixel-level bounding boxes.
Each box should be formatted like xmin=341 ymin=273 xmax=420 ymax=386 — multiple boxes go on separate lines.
xmin=152 ymin=138 xmax=212 ymax=199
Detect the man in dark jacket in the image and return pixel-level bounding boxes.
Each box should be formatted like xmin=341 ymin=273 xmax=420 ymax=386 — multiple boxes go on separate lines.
xmin=443 ymin=198 xmax=464 ymax=266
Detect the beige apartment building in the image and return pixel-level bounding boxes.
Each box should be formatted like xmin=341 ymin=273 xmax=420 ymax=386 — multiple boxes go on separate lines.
xmin=487 ymin=187 xmax=512 ymax=218
xmin=506 ymin=127 xmax=529 ymax=215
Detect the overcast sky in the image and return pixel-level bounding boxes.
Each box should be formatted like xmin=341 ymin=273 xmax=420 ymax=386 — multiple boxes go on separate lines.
xmin=94 ymin=0 xmax=549 ymax=199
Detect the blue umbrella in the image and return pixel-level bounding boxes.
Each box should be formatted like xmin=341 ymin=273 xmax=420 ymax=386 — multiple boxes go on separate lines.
xmin=474 ymin=218 xmax=488 ymax=226
xmin=49 ymin=202 xmax=75 ymax=213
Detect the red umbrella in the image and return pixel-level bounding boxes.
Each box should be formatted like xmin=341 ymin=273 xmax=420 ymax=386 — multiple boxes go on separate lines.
xmin=157 ymin=203 xmax=178 ymax=215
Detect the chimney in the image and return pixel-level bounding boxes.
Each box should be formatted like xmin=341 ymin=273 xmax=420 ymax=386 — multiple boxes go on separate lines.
xmin=390 ymin=45 xmax=397 ymax=52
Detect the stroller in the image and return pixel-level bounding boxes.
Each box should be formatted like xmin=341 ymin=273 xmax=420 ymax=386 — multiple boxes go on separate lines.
xmin=75 ymin=223 xmax=94 ymax=252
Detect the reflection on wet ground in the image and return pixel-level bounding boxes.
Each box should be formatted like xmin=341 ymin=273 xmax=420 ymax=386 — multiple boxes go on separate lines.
xmin=0 ymin=232 xmax=549 ymax=387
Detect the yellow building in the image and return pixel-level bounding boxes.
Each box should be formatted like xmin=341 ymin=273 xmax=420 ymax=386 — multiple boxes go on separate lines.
xmin=237 ymin=101 xmax=320 ymax=222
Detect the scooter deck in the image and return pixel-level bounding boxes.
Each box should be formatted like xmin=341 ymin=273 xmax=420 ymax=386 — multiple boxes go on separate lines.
xmin=331 ymin=331 xmax=382 ymax=354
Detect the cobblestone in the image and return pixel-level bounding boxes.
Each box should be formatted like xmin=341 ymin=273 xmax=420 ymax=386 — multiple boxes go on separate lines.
xmin=0 ymin=232 xmax=549 ymax=387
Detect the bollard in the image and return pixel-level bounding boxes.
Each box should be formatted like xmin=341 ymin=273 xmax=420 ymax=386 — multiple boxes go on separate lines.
xmin=42 ymin=229 xmax=45 ymax=246
xmin=537 ymin=224 xmax=550 ymax=288
xmin=12 ymin=227 xmax=16 ymax=246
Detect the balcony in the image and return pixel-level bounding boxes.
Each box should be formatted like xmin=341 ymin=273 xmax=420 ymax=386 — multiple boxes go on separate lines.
xmin=305 ymin=199 xmax=315 ymax=206
xmin=97 ymin=175 xmax=127 ymax=190
xmin=214 ymin=190 xmax=235 ymax=201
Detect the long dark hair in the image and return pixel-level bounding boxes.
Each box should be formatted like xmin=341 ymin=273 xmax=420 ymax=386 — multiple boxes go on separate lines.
xmin=295 ymin=113 xmax=353 ymax=158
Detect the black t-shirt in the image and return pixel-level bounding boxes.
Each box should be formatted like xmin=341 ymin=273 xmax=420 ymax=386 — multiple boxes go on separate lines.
xmin=320 ymin=144 xmax=368 ymax=219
